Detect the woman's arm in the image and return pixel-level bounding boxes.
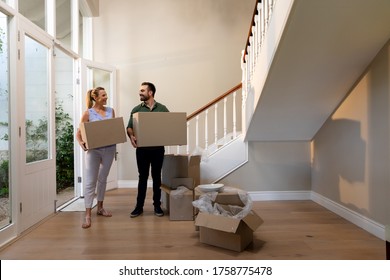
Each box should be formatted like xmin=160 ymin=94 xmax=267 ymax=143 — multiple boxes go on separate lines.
xmin=76 ymin=110 xmax=89 ymax=151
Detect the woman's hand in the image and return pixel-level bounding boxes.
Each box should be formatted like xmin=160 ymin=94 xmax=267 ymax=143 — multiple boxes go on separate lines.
xmin=79 ymin=140 xmax=88 ymax=151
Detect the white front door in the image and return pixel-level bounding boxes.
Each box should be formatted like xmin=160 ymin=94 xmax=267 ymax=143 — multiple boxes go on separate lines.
xmin=18 ymin=22 xmax=56 ymax=232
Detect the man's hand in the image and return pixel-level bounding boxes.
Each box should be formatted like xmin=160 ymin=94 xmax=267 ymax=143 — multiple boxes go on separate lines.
xmin=127 ymin=127 xmax=137 ymax=148
xmin=130 ymin=135 xmax=137 ymax=148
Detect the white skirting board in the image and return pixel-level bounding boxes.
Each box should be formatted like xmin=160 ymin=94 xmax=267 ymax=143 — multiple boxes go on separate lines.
xmin=310 ymin=191 xmax=385 ymax=241
xmin=116 ymin=182 xmax=386 ymax=241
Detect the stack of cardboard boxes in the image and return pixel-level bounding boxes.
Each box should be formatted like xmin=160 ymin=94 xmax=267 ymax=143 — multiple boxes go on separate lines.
xmin=161 ymin=154 xmax=201 ymax=221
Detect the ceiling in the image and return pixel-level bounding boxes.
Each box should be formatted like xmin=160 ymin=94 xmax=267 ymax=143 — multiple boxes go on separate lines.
xmin=245 ymin=0 xmax=390 ymax=141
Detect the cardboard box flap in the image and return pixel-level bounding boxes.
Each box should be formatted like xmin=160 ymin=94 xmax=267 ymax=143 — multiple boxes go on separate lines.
xmin=195 ymin=212 xmax=241 ymax=233
xmin=189 ymin=155 xmax=201 ymax=165
xmin=162 ymin=154 xmax=200 ymax=189
xmin=242 ymin=211 xmax=264 ymax=231
xmin=195 ymin=211 xmax=264 ymax=233
xmin=194 ymin=186 xmax=246 ymax=207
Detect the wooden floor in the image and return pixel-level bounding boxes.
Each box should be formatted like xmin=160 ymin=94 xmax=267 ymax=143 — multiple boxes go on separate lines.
xmin=0 ymin=188 xmax=385 ymax=260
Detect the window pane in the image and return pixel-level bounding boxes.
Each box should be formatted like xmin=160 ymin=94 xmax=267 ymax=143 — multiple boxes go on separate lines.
xmin=19 ymin=0 xmax=46 ymax=31
xmin=78 ymin=11 xmax=83 ymax=57
xmin=90 ymin=68 xmax=111 ymax=95
xmin=1 ymin=0 xmax=15 ymax=8
xmin=25 ymin=35 xmax=50 ymax=163
xmin=56 ymin=0 xmax=72 ymax=50
xmin=0 ymin=11 xmax=10 ymax=229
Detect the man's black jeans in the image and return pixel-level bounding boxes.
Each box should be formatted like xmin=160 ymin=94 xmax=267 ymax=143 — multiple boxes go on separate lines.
xmin=135 ymin=146 xmax=165 ymax=208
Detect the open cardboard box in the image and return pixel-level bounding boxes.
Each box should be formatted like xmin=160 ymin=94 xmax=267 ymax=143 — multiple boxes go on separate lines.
xmin=195 ymin=209 xmax=263 ymax=252
xmin=194 ymin=186 xmax=246 ymax=207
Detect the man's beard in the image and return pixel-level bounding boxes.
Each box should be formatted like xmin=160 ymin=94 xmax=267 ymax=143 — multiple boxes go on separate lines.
xmin=140 ymin=94 xmax=149 ymax=101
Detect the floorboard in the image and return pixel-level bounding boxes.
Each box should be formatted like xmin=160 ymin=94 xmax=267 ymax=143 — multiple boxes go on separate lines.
xmin=0 ymin=188 xmax=385 ymax=260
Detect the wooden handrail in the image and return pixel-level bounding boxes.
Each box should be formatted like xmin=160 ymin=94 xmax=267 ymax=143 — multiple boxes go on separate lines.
xmin=187 ymin=83 xmax=242 ymax=121
xmin=243 ymin=0 xmax=260 ymax=63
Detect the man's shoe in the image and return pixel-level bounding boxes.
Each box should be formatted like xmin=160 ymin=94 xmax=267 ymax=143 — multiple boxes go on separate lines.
xmin=130 ymin=207 xmax=143 ymax=218
xmin=154 ymin=206 xmax=164 ymax=217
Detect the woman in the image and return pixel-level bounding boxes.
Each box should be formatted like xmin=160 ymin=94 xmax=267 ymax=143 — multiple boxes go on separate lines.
xmin=76 ymin=87 xmax=116 ymax=229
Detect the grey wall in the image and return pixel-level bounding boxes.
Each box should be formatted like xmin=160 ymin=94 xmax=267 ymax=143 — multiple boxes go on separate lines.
xmin=224 ymin=40 xmax=390 ymax=226
xmin=312 ymin=40 xmax=390 ymax=225
xmin=220 ymin=141 xmax=312 ymax=192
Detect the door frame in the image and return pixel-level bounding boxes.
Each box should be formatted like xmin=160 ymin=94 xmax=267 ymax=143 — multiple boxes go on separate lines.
xmin=77 ymin=59 xmax=118 ymax=196
xmin=17 ymin=17 xmax=57 ymax=232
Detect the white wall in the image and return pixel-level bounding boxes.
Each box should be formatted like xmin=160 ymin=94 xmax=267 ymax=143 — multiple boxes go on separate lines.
xmin=312 ymin=40 xmax=390 ymax=226
xmin=92 ymin=0 xmax=255 ymax=180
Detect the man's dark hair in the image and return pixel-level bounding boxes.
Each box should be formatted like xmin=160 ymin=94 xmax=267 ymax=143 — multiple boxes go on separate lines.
xmin=142 ymin=82 xmax=156 ymax=96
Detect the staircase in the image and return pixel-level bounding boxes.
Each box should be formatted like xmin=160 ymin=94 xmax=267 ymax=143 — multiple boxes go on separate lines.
xmin=167 ymin=0 xmax=277 ymax=183
xmin=171 ymin=0 xmax=390 ymax=183
xmin=244 ymin=0 xmax=390 ymax=141
xmin=168 ymin=84 xmax=248 ymax=183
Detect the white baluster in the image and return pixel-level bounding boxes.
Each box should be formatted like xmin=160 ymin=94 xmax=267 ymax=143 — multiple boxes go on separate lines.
xmin=204 ymin=109 xmax=208 ymax=151
xmin=186 ymin=121 xmax=190 ymax=154
xmin=252 ymin=25 xmax=256 ymax=66
xmin=223 ymin=97 xmax=227 ymax=143
xmin=195 ymin=115 xmax=199 ymax=150
xmin=260 ymin=3 xmax=265 ymax=40
xmin=241 ymin=55 xmax=247 ymax=93
xmin=241 ymin=84 xmax=247 ymax=135
xmin=247 ymin=44 xmax=251 ymax=80
xmin=233 ymin=91 xmax=237 ymax=138
xmin=269 ymin=0 xmax=274 ymax=18
xmin=257 ymin=5 xmax=262 ymax=50
xmin=254 ymin=14 xmax=260 ymax=56
xmin=214 ymin=103 xmax=218 ymax=147
xmin=249 ymin=36 xmax=254 ymax=79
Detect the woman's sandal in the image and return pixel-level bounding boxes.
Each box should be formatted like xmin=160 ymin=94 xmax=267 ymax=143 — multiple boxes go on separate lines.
xmin=97 ymin=208 xmax=112 ymax=217
xmin=82 ymin=216 xmax=91 ymax=229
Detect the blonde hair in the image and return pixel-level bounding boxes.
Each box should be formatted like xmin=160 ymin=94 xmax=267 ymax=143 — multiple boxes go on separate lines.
xmin=86 ymin=87 xmax=105 ymax=109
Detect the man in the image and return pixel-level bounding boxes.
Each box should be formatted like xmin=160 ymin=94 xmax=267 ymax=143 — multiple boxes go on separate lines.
xmin=127 ymin=82 xmax=169 ymax=218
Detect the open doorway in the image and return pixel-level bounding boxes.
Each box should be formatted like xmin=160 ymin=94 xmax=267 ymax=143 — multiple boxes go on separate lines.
xmin=54 ymin=47 xmax=77 ymax=208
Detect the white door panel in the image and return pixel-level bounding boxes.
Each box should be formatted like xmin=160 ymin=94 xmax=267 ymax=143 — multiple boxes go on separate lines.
xmin=19 ymin=21 xmax=56 ymax=232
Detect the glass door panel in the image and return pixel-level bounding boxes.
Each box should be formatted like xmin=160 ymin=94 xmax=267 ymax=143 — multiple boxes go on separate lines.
xmin=21 ymin=30 xmax=56 ymax=232
xmin=87 ymin=67 xmax=117 ymax=190
xmin=54 ymin=47 xmax=75 ymax=208
xmin=25 ymin=35 xmax=50 ymax=163
xmin=79 ymin=61 xmax=117 ymax=193
xmin=0 ymin=11 xmax=10 ymax=229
